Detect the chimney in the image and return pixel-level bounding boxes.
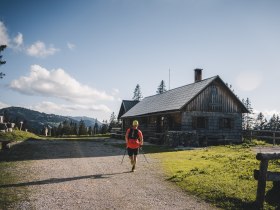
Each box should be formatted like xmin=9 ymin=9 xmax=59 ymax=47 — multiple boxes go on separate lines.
xmin=194 ymin=68 xmax=203 ymax=82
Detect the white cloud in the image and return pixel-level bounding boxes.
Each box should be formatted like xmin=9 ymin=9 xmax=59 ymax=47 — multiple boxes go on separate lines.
xmin=0 ymin=101 xmax=9 ymax=109
xmin=0 ymin=21 xmax=9 ymax=45
xmin=0 ymin=22 xmax=58 ymax=57
xmin=32 ymin=101 xmax=111 ymax=115
xmin=67 ymin=42 xmax=75 ymax=50
xmin=26 ymin=41 xmax=59 ymax=58
xmin=235 ymin=71 xmax=263 ymax=91
xmin=9 ymin=65 xmax=115 ymax=104
xmin=111 ymin=88 xmax=120 ymax=95
xmin=13 ymin=32 xmax=23 ymax=47
xmin=254 ymin=109 xmax=280 ymax=120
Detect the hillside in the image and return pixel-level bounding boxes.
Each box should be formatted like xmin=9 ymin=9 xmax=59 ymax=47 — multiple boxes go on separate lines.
xmin=70 ymin=116 xmax=102 ymax=128
xmin=0 ymin=107 xmax=102 ymax=134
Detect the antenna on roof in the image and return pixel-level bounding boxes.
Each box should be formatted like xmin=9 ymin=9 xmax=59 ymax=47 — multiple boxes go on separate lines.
xmin=169 ymin=68 xmax=170 ymax=90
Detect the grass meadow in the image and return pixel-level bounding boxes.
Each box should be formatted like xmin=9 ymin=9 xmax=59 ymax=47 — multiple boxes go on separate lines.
xmin=150 ymin=141 xmax=280 ymax=209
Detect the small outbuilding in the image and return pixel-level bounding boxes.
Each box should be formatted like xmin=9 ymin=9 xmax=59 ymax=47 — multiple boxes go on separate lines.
xmin=119 ymin=69 xmax=249 ymax=146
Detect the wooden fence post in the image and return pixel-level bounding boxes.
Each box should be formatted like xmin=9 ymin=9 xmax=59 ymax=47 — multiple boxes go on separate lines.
xmin=256 ymin=159 xmax=268 ymax=209
xmin=255 ymin=153 xmax=280 ymax=209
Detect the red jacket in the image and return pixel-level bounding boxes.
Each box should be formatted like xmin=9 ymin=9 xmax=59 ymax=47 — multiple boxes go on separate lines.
xmin=126 ymin=128 xmax=143 ymax=149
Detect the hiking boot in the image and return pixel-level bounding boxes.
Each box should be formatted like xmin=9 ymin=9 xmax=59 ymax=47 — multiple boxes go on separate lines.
xmin=131 ymin=164 xmax=136 ymax=172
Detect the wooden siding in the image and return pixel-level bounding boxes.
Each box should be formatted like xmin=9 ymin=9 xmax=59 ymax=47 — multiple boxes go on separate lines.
xmin=184 ymin=81 xmax=242 ymax=113
xmin=181 ymin=111 xmax=242 ymax=142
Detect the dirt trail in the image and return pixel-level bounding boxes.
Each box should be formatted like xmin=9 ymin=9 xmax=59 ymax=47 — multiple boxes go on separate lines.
xmin=2 ymin=138 xmax=217 ymax=210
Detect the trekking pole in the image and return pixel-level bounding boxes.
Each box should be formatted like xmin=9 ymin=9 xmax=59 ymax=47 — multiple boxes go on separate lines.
xmin=120 ymin=148 xmax=126 ymax=164
xmin=139 ymin=147 xmax=149 ymax=163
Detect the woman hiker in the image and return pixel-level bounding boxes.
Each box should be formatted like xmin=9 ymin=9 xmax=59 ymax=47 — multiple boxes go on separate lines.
xmin=125 ymin=120 xmax=143 ymax=172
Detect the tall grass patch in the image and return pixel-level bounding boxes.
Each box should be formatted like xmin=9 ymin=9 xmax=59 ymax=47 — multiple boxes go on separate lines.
xmin=0 ymin=130 xmax=39 ymax=142
xmin=152 ymin=145 xmax=280 ymax=209
xmin=0 ymin=130 xmax=36 ymax=207
xmin=0 ymin=162 xmax=29 ymax=209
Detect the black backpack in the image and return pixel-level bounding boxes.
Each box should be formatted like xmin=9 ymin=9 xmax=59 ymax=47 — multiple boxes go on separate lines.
xmin=128 ymin=128 xmax=139 ymax=139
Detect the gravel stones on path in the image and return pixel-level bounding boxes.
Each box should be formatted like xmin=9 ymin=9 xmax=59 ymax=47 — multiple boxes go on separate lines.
xmin=5 ymin=139 xmax=217 ymax=210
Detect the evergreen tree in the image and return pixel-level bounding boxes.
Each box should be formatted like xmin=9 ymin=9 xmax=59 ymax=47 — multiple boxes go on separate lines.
xmin=69 ymin=121 xmax=78 ymax=135
xmin=254 ymin=112 xmax=267 ymax=130
xmin=100 ymin=120 xmax=108 ymax=134
xmin=266 ymin=114 xmax=280 ymax=131
xmin=78 ymin=120 xmax=88 ymax=135
xmin=51 ymin=126 xmax=57 ymax=136
xmin=276 ymin=115 xmax=280 ymax=131
xmin=132 ymin=84 xmax=143 ymax=101
xmin=94 ymin=118 xmax=99 ymax=134
xmin=0 ymin=45 xmax=7 ymax=79
xmin=108 ymin=112 xmax=117 ymax=132
xmin=242 ymin=98 xmax=254 ymax=130
xmin=156 ymin=80 xmax=167 ymax=94
xmin=88 ymin=126 xmax=93 ymax=135
xmin=62 ymin=120 xmax=71 ymax=135
xmin=57 ymin=123 xmax=63 ymax=136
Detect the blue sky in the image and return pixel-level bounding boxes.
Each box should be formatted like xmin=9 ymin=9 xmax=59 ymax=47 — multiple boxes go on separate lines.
xmin=0 ymin=0 xmax=280 ymax=121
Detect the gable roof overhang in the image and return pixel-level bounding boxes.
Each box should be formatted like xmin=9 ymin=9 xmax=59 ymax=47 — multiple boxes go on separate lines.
xmin=214 ymin=76 xmax=249 ymax=113
xmin=121 ymin=75 xmax=249 ymax=119
xmin=117 ymin=100 xmax=139 ymax=119
xmin=121 ymin=110 xmax=181 ymax=119
xmin=180 ymin=76 xmax=250 ymax=113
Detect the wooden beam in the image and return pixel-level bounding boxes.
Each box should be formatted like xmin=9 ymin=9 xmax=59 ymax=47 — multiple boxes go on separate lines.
xmin=254 ymin=170 xmax=280 ymax=181
xmin=256 ymin=152 xmax=280 ymax=160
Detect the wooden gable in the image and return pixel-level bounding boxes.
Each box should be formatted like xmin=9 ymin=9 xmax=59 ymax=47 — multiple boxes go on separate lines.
xmin=183 ymin=77 xmax=248 ymax=113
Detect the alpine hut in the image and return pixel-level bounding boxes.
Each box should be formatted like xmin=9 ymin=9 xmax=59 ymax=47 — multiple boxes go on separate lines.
xmin=119 ymin=69 xmax=249 ymax=146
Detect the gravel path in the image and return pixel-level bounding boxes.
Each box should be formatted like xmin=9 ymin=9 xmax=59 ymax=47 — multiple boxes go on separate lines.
xmin=4 ymin=138 xmax=217 ymax=210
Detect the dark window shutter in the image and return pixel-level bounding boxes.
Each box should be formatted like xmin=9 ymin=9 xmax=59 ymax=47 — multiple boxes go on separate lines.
xmin=219 ymin=118 xmax=224 ymax=129
xmin=205 ymin=117 xmax=209 ymax=129
xmin=230 ymin=119 xmax=234 ymax=129
xmin=192 ymin=117 xmax=197 ymax=129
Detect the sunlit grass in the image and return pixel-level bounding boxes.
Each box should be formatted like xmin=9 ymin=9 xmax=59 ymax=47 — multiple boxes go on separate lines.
xmin=0 ymin=161 xmax=29 ymax=209
xmin=151 ymin=142 xmax=280 ymax=209
xmin=0 ymin=130 xmax=40 ymax=142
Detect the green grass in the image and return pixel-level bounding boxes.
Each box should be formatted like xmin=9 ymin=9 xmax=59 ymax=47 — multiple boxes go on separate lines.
xmin=0 ymin=130 xmax=40 ymax=142
xmin=0 ymin=162 xmax=29 ymax=209
xmin=0 ymin=130 xmax=38 ymax=208
xmin=151 ymin=141 xmax=280 ymax=209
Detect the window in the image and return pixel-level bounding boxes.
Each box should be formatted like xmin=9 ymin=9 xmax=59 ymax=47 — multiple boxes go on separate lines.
xmin=192 ymin=117 xmax=208 ymax=129
xmin=219 ymin=118 xmax=234 ymax=129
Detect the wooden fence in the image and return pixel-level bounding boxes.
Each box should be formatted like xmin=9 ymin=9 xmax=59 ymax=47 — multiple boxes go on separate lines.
xmin=254 ymin=152 xmax=280 ymax=209
xmin=243 ymin=130 xmax=280 ymax=145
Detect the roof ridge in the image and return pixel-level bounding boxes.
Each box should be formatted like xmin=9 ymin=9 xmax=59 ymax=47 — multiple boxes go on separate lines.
xmin=144 ymin=75 xmax=219 ymax=99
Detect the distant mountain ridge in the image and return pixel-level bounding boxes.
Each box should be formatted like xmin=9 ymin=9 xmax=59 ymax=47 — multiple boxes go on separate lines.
xmin=0 ymin=106 xmax=102 ymax=134
xmin=68 ymin=116 xmax=102 ymax=127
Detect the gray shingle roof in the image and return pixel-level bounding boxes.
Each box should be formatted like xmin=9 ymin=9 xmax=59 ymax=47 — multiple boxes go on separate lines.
xmin=117 ymin=100 xmax=139 ymax=119
xmin=123 ymin=100 xmax=139 ymax=112
xmin=121 ymin=76 xmax=218 ymax=118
